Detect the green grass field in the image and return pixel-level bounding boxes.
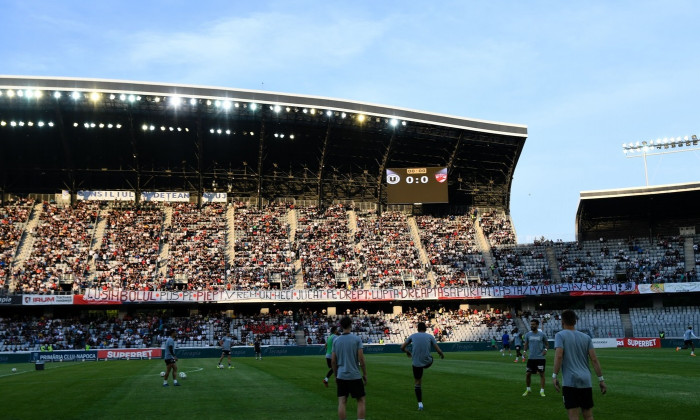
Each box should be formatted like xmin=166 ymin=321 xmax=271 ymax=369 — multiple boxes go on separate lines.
xmin=1 ymin=348 xmax=697 ymax=419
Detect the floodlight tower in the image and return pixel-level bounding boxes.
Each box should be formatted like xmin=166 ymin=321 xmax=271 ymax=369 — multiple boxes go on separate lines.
xmin=622 ymin=135 xmax=700 ymax=186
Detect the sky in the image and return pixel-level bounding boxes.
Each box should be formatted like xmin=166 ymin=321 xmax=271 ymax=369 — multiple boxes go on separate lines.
xmin=1 ymin=0 xmax=699 ymax=243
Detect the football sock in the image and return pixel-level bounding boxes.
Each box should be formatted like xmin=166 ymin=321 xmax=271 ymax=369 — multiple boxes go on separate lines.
xmin=174 ymin=380 xmax=178 ymax=384
xmin=526 ymin=387 xmax=531 ymax=391
xmin=414 ymin=385 xmax=422 ymax=402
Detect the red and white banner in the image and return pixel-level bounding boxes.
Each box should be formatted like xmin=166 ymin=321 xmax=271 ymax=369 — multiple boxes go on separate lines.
xmin=72 ymin=282 xmax=638 ymax=304
xmin=98 ymin=348 xmax=162 ymax=360
xmin=616 ymin=338 xmax=661 ymax=348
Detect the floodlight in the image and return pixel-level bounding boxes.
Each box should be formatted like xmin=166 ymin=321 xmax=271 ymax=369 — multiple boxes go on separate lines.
xmin=223 ymin=101 xmax=232 ymax=110
xmin=169 ymin=127 xmax=173 ymax=131
xmin=84 ymin=123 xmax=90 ymax=128
xmin=170 ymin=96 xmax=182 ymax=107
xmin=177 ymin=127 xmax=182 ymax=132
xmin=142 ymin=124 xmax=148 ymax=131
xmin=71 ymin=92 xmax=82 ymax=100
xmin=250 ymin=103 xmax=257 ymax=111
xmin=290 ymin=134 xmax=295 ymax=139
xmin=310 ymin=108 xmax=316 ymax=115
xmin=190 ymin=98 xmax=197 ymax=106
xmin=149 ymin=125 xmax=155 ymax=131
xmin=109 ymin=94 xmax=116 ymax=100
xmin=358 ymin=114 xmax=366 ymax=122
xmin=17 ymin=90 xmax=24 ymax=97
xmin=326 ymin=110 xmax=332 ymax=117
xmin=154 ymin=97 xmax=160 ymax=103
xmin=38 ymin=121 xmax=45 ymax=127
xmin=73 ymin=122 xmax=78 ymax=127
xmin=99 ymin=123 xmax=104 ymax=128
xmin=250 ymin=131 xmax=255 ymax=136
xmin=18 ymin=121 xmax=24 ymax=126
xmin=116 ymin=124 xmax=122 ymax=129
xmin=108 ymin=124 xmax=113 ymax=128
xmin=215 ymin=100 xmax=221 ymax=108
xmin=341 ymin=113 xmax=346 ymax=119
xmin=274 ymin=105 xmax=281 ymax=113
xmin=225 ymin=129 xmax=231 ymax=135
xmin=128 ymin=95 xmax=136 ymax=102
xmin=390 ymin=119 xmax=398 ymax=127
xmin=27 ymin=121 xmax=34 ymax=126
xmin=160 ymin=126 xmax=166 ymax=131
xmin=10 ymin=121 xmax=16 ymax=126
xmin=303 ymin=109 xmax=308 ymax=114
xmin=217 ymin=129 xmax=222 ymax=134
xmin=0 ymin=121 xmax=5 ymax=126
xmin=120 ymin=94 xmax=126 ymax=101
xmin=48 ymin=122 xmax=54 ymax=127
xmin=235 ymin=102 xmax=240 ymax=108
xmin=274 ymin=133 xmax=279 ymax=138
xmin=7 ymin=90 xmax=15 ymax=97
xmin=90 ymin=92 xmax=101 ymax=101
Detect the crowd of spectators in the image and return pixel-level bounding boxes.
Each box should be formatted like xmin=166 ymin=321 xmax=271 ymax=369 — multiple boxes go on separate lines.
xmin=91 ymin=203 xmax=164 ymax=291
xmin=0 ymin=198 xmax=34 ymax=292
xmin=490 ymin=244 xmax=551 ymax=286
xmin=416 ymin=213 xmax=485 ymax=287
xmin=355 ymin=211 xmax=428 ymax=288
xmin=295 ymin=204 xmax=360 ymax=289
xmin=4 ymin=199 xmax=700 ymax=294
xmin=232 ymin=202 xmax=295 ymax=289
xmin=12 ymin=201 xmax=98 ymax=294
xmin=479 ymin=210 xmax=516 ymax=246
xmin=164 ymin=203 xmax=228 ymax=291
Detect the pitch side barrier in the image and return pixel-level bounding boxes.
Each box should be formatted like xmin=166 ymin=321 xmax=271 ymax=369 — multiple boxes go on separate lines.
xmin=1 ymin=339 xmax=689 ymax=364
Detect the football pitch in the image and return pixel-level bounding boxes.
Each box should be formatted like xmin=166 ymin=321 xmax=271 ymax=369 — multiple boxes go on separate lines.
xmin=1 ymin=348 xmax=696 ymax=419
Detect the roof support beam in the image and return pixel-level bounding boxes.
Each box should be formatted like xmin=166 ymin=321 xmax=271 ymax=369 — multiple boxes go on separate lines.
xmin=317 ymin=121 xmax=332 ymax=207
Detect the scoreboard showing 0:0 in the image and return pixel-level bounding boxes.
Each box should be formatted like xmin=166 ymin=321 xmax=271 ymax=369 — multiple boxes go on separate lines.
xmin=386 ymin=167 xmax=449 ymax=204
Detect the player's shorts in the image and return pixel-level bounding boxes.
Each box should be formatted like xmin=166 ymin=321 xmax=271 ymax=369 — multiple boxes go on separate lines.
xmin=221 ymin=350 xmax=231 ymax=356
xmin=164 ymin=358 xmax=176 ymax=366
xmin=412 ymin=360 xmax=433 ymax=380
xmin=684 ymin=340 xmax=693 ymax=347
xmin=326 ymin=357 xmax=332 ymax=368
xmin=515 ymin=345 xmax=522 ymax=351
xmin=562 ymin=386 xmax=594 ymax=410
xmin=337 ymin=378 xmax=366 ymax=399
xmin=503 ymin=344 xmax=510 ymax=349
xmin=526 ymin=358 xmax=546 ymax=373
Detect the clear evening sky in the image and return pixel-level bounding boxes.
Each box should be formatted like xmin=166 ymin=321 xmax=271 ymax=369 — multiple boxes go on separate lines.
xmin=1 ymin=0 xmax=699 ymax=242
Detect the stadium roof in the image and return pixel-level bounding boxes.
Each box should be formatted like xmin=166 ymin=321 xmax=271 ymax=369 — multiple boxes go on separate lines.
xmin=0 ymin=76 xmax=527 ymax=209
xmin=576 ymin=182 xmax=700 ymax=240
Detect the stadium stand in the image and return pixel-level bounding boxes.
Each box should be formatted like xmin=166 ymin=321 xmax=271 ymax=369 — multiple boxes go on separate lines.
xmin=232 ymin=202 xmax=295 ymax=290
xmin=416 ymin=213 xmax=486 ymax=287
xmin=355 ymin=210 xmax=428 ymax=289
xmin=164 ymin=202 xmax=228 ymax=291
xmin=0 ymin=198 xmax=34 ymax=292
xmin=92 ymin=203 xmax=164 ymax=291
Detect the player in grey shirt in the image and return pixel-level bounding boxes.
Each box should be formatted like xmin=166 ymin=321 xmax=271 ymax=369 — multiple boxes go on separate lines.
xmin=162 ymin=330 xmax=180 ymax=387
xmin=513 ymin=329 xmax=525 ymax=362
xmin=523 ymin=319 xmax=548 ymax=397
xmin=218 ymin=331 xmax=234 ymax=369
xmin=553 ymin=310 xmax=607 ymax=420
xmin=332 ymin=317 xmax=367 ymax=420
xmin=401 ymin=322 xmax=445 ymax=411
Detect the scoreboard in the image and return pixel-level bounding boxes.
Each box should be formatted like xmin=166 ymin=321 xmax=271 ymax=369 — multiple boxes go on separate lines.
xmin=386 ymin=167 xmax=449 ymax=204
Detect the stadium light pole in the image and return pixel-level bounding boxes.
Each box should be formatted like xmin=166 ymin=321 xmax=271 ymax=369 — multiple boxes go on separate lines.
xmin=622 ymin=135 xmax=700 ymax=186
